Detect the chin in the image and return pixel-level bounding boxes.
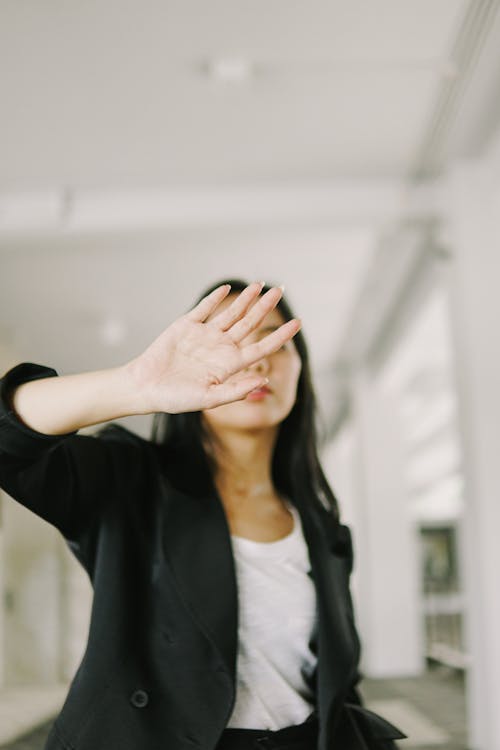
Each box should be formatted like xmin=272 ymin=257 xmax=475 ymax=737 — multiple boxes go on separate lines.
xmin=202 ymin=398 xmax=293 ymax=431
xmin=237 ymin=406 xmax=290 ymax=430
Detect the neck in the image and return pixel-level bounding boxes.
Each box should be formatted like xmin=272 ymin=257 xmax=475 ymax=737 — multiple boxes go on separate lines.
xmin=206 ymin=426 xmax=279 ymax=502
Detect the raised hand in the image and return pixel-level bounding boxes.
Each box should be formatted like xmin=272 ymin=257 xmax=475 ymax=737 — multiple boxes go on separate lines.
xmin=125 ymin=282 xmax=301 ymax=414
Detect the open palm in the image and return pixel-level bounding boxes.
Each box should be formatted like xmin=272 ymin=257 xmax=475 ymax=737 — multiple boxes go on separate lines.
xmin=126 ymin=282 xmax=301 ymax=414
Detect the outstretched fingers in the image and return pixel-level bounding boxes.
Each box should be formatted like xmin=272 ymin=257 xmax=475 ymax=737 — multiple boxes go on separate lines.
xmin=240 ymin=318 xmax=302 ymax=368
xmin=208 ymin=281 xmax=265 ymax=330
xmin=186 ymin=284 xmax=232 ymax=323
xmin=226 ymin=286 xmax=285 ymax=344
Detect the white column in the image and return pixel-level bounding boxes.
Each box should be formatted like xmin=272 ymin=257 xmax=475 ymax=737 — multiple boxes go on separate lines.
xmin=0 ymin=344 xmax=22 ymax=688
xmin=445 ymin=155 xmax=500 ymax=750
xmin=350 ymin=368 xmax=423 ymax=677
xmin=0 ymin=504 xmax=4 ymax=687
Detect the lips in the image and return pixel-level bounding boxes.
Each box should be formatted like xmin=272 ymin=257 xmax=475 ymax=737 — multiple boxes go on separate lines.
xmin=247 ymin=384 xmax=272 ymax=399
xmin=251 ymin=385 xmax=271 ymax=395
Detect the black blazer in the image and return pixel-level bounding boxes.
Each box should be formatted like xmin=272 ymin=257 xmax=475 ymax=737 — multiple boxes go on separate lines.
xmin=0 ymin=362 xmax=407 ymax=750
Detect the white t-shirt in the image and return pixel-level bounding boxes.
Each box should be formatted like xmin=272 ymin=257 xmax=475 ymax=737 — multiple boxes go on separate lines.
xmin=226 ymin=500 xmax=318 ymax=730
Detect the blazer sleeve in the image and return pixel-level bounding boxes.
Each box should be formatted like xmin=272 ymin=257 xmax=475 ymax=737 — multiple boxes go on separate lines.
xmin=0 ymin=362 xmax=147 ymax=542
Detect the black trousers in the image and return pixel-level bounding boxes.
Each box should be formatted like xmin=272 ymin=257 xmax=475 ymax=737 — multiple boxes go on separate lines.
xmin=215 ymin=712 xmax=319 ymax=750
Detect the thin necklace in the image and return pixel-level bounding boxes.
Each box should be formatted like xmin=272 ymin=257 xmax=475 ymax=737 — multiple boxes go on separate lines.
xmin=227 ymin=481 xmax=274 ymax=497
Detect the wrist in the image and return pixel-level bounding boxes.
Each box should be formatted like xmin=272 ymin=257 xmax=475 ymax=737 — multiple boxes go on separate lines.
xmin=119 ymin=359 xmax=157 ymax=416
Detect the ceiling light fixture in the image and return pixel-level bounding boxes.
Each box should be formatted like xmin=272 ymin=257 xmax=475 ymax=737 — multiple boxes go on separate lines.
xmin=99 ymin=316 xmax=127 ymax=347
xmin=206 ymin=58 xmax=254 ymax=83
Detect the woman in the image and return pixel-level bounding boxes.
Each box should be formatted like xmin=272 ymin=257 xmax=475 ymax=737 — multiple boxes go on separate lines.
xmin=0 ymin=280 xmax=407 ymax=750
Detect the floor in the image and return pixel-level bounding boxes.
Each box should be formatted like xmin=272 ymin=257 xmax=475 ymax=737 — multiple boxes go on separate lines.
xmin=0 ymin=664 xmax=467 ymax=749
xmin=361 ymin=664 xmax=467 ymax=750
xmin=0 ymin=685 xmax=68 ymax=749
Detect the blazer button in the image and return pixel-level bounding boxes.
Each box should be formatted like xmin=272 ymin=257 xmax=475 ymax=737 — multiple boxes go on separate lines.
xmin=130 ymin=689 xmax=149 ymax=708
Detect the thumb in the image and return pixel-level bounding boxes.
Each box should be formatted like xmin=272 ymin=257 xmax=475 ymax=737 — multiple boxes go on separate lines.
xmin=205 ymin=375 xmax=269 ymax=409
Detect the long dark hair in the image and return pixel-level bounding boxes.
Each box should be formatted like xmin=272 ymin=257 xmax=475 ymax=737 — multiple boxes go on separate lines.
xmin=151 ymin=279 xmax=340 ymax=522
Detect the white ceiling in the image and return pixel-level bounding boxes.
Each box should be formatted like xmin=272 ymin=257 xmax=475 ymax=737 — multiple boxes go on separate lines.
xmin=1 ymin=1 xmax=500 ymax=429
xmin=0 ymin=0 xmax=475 ymax=185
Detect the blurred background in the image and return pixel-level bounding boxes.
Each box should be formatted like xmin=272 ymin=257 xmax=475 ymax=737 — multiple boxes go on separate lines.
xmin=1 ymin=2 xmax=500 ymax=748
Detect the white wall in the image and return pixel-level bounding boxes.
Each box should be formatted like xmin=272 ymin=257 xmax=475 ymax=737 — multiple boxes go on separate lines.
xmin=0 ymin=345 xmax=93 ymax=687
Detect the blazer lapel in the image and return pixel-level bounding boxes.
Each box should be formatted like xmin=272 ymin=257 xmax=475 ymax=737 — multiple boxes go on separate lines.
xmin=158 ymin=484 xmax=239 ymax=681
xmin=296 ymin=502 xmax=361 ymax=741
xmin=158 ymin=482 xmax=359 ymax=731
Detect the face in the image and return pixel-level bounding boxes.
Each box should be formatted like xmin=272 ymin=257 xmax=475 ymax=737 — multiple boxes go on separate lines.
xmin=201 ymin=294 xmax=302 ymax=435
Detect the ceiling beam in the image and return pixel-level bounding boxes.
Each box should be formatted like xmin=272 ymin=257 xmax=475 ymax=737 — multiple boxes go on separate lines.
xmin=0 ymin=180 xmax=443 ymax=235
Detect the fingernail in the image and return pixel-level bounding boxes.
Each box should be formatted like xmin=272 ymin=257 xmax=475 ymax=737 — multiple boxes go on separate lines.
xmin=278 ymin=284 xmax=285 ymax=292
xmin=258 ymin=280 xmax=266 ymax=288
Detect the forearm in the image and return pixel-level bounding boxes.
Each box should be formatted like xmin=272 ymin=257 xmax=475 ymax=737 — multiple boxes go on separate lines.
xmin=7 ymin=364 xmax=147 ymax=435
